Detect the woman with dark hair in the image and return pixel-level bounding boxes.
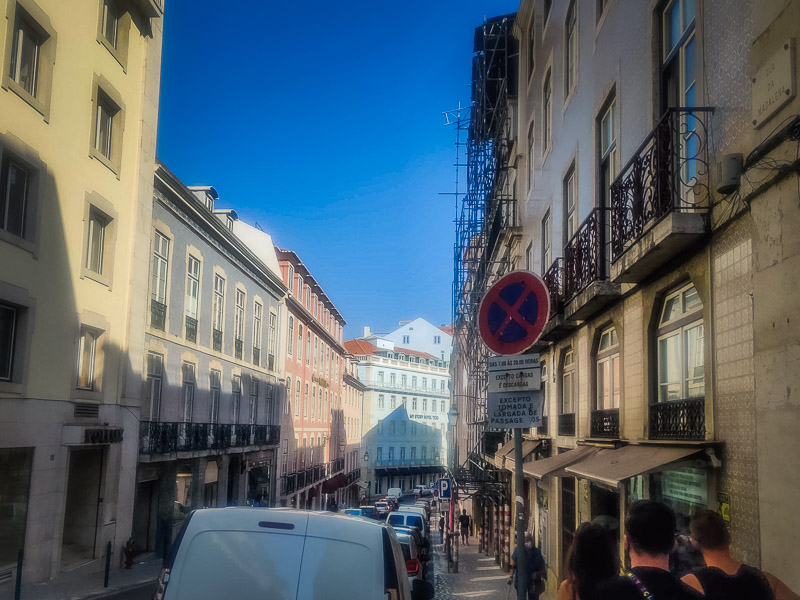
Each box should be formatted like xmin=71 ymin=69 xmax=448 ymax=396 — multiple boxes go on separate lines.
xmin=558 ymin=523 xmax=619 ymax=600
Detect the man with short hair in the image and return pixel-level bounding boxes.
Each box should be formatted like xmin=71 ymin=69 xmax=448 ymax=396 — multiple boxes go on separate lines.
xmin=508 ymin=532 xmax=545 ymax=600
xmin=595 ymin=500 xmax=701 ymax=600
xmin=458 ymin=509 xmax=471 ymax=545
xmin=682 ymin=510 xmax=799 ymax=600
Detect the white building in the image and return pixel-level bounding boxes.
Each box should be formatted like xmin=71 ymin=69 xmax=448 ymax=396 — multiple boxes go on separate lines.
xmin=384 ymin=318 xmax=453 ymax=363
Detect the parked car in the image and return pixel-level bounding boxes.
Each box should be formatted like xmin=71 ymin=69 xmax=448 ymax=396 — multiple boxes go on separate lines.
xmin=154 ymin=508 xmax=411 ymax=600
xmin=418 ymin=488 xmax=433 ymax=499
xmin=375 ymin=501 xmax=391 ymax=517
xmin=413 ymin=501 xmax=431 ymax=521
xmin=358 ymin=506 xmax=377 ymax=519
xmin=392 ymin=525 xmax=429 ymax=565
xmin=395 ymin=530 xmax=432 ymax=600
xmin=386 ymin=511 xmax=430 ymax=544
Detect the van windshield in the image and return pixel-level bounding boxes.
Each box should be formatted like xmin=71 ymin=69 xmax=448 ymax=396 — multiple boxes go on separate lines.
xmin=388 ymin=514 xmax=404 ymax=526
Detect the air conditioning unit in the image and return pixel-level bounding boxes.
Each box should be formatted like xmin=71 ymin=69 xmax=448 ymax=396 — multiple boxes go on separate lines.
xmin=716 ymin=153 xmax=743 ymax=194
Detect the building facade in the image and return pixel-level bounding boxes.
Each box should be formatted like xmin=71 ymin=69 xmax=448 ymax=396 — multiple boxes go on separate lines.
xmin=384 ymin=318 xmax=454 ymax=363
xmin=360 ymin=405 xmax=445 ymax=501
xmin=0 ymin=0 xmax=163 ymax=583
xmin=451 ymin=0 xmax=800 ymax=591
xmin=133 ymin=163 xmax=285 ymax=557
xmin=276 ymin=248 xmax=351 ymax=509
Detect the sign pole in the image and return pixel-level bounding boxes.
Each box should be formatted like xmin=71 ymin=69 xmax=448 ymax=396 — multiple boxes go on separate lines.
xmin=514 ymin=427 xmax=526 ymax=600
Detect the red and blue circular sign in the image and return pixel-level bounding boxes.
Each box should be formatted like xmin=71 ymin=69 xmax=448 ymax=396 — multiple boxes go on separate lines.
xmin=478 ymin=271 xmax=550 ymax=355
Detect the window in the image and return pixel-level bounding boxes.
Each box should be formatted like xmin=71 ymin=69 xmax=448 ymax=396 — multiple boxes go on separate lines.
xmin=90 ymin=79 xmax=125 ymax=174
xmin=304 ymin=384 xmax=309 ymax=417
xmin=390 ymin=395 xmax=397 ymax=409
xmin=440 ymin=381 xmax=445 ymax=392
xmin=423 ymin=398 xmax=428 ymax=412
xmin=379 ymin=394 xmax=385 ymax=409
xmin=412 ymin=376 xmax=417 ymax=388
xmin=100 ymin=0 xmax=119 ymax=48
xmin=422 ymin=377 xmax=427 ymax=389
xmin=542 ymin=211 xmax=552 ymax=270
xmin=599 ymin=98 xmax=618 ymax=210
xmin=390 ymin=421 xmax=396 ymax=435
xmin=76 ymin=326 xmax=100 ymax=390
xmin=313 ymin=336 xmax=318 ymax=370
xmin=421 ymin=446 xmax=426 ymax=459
xmin=212 ymin=274 xmax=225 ymax=345
xmin=661 ymin=0 xmax=696 ymax=111
xmin=4 ymin=2 xmax=55 ymax=117
xmin=378 ymin=371 xmax=384 ymax=384
xmin=311 ymin=387 xmax=316 ymax=421
xmin=151 ymin=232 xmax=169 ymax=328
xmin=0 ymin=158 xmax=29 ymax=240
xmin=528 ymin=23 xmax=535 ymax=79
xmin=0 ymin=304 xmax=16 ymax=382
xmin=564 ymin=166 xmax=577 ymax=242
xmin=527 ymin=121 xmax=535 ymax=191
xmin=294 ymin=383 xmax=300 ymax=417
xmin=232 ymin=375 xmax=241 ymax=423
xmin=440 ymin=400 xmax=445 ymax=412
xmin=144 ymin=352 xmax=162 ymax=420
xmin=297 ymin=275 xmax=303 ymax=296
xmin=401 ymin=374 xmax=407 ymax=388
xmin=657 ymin=283 xmax=704 ymax=402
xmin=287 ymin=316 xmax=294 ymax=355
xmin=544 ymin=0 xmax=552 ymax=24
xmin=209 ymin=369 xmax=221 ymax=423
xmin=543 ymin=70 xmax=552 ymax=152
xmin=234 ymin=289 xmax=245 ymax=343
xmin=390 ymin=373 xmax=396 ymax=385
xmin=85 ymin=207 xmax=109 ymax=276
xmin=185 ymin=255 xmax=200 ymax=320
xmin=402 ymin=335 xmax=410 ymax=344
xmin=285 ymin=378 xmax=292 ymax=415
xmin=412 ymin=398 xmax=418 ymax=410
xmin=253 ymin=301 xmax=263 ymax=364
xmin=560 ymin=349 xmax=575 ymax=414
xmin=565 ymin=2 xmax=578 ymax=97
xmin=181 ymin=363 xmax=195 ymax=423
xmin=596 ymin=327 xmax=620 ymax=410
xmin=249 ymin=379 xmax=258 ymax=424
xmin=297 ymin=323 xmax=303 ymax=362
xmin=287 ymin=265 xmax=294 ymax=291
xmin=306 ymin=332 xmax=311 ymax=365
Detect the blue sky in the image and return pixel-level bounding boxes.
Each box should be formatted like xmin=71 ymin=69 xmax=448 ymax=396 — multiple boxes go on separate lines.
xmin=156 ymin=1 xmax=519 ymax=339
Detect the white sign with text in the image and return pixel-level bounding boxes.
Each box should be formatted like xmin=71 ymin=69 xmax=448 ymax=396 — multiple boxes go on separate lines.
xmin=488 ymin=354 xmax=541 ymax=394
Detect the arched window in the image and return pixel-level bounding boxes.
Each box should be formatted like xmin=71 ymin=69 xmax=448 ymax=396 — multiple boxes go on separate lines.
xmin=596 ymin=327 xmax=620 ymax=410
xmin=657 ymin=283 xmax=704 ymax=402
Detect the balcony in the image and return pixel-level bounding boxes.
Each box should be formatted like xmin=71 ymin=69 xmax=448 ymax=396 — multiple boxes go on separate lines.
xmin=235 ymin=338 xmax=243 ymax=360
xmin=150 ymin=300 xmax=166 ymax=331
xmin=536 ymin=415 xmax=549 ymax=436
xmin=649 ymin=398 xmax=705 ymax=441
xmin=139 ymin=422 xmax=280 ymax=456
xmin=557 ymin=413 xmax=575 ymax=436
xmin=540 ymin=258 xmax=578 ymax=342
xmin=185 ymin=316 xmax=197 ymax=343
xmin=564 ymin=208 xmax=620 ymax=321
xmin=590 ymin=409 xmax=620 ymax=438
xmin=213 ymin=328 xmax=223 ymax=352
xmin=610 ymin=107 xmax=712 ymax=283
xmin=280 ymin=458 xmax=347 ymax=496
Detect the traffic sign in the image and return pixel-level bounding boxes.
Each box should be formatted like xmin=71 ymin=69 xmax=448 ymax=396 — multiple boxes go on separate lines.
xmin=478 ymin=271 xmax=550 ymax=355
xmin=488 ymin=355 xmax=541 ymax=393
xmin=438 ymin=478 xmax=452 ymax=499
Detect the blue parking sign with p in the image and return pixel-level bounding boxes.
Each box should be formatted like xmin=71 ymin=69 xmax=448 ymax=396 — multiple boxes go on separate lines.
xmin=438 ymin=478 xmax=452 ymax=499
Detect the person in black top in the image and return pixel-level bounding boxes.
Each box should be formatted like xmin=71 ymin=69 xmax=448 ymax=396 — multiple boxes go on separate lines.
xmin=458 ymin=509 xmax=471 ymax=545
xmin=439 ymin=514 xmax=445 ymax=544
xmin=594 ymin=500 xmax=701 ymax=600
xmin=682 ymin=510 xmax=800 ymax=600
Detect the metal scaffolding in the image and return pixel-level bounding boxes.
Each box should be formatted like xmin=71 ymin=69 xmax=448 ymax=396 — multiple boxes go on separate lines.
xmin=446 ymin=13 xmax=518 ymax=491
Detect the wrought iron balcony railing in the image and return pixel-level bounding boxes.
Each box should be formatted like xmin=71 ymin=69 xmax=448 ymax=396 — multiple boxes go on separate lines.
xmin=649 ymin=398 xmax=705 ymax=440
xmin=150 ymin=300 xmax=166 ymax=331
xmin=139 ymin=421 xmax=280 ymax=454
xmin=590 ymin=408 xmax=620 ymax=438
xmin=185 ymin=315 xmax=197 ymax=343
xmin=212 ymin=328 xmax=223 ymax=352
xmin=611 ymin=107 xmax=713 ymax=261
xmin=557 ymin=413 xmax=576 ymax=436
xmin=235 ymin=338 xmax=243 ymax=359
xmin=564 ymin=208 xmax=610 ymax=301
xmin=375 ymin=458 xmax=442 ymax=467
xmin=542 ymin=259 xmax=565 ymax=319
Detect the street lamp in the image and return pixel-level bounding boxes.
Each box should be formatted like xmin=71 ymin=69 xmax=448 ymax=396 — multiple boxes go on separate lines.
xmin=362 ymin=450 xmax=371 ymax=504
xmin=363 ymin=450 xmax=369 ymax=462
xmin=447 ymin=403 xmax=459 ymax=427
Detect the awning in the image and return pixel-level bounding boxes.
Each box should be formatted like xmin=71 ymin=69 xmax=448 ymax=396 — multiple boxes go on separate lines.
xmin=321 ymin=477 xmax=340 ymax=495
xmin=564 ymin=445 xmax=702 ymax=488
xmin=492 ymin=439 xmax=515 ymax=468
xmin=522 ymin=445 xmax=601 ymax=479
xmin=501 ymin=439 xmax=544 ymax=471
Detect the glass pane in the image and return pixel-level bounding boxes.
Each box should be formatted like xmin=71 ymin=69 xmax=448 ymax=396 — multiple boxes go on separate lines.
xmin=612 ymin=356 xmax=621 ymax=408
xmin=665 ymin=0 xmax=681 ymax=56
xmin=5 ymin=162 xmax=28 ymax=238
xmin=77 ymin=329 xmax=96 ymax=389
xmin=658 ymin=334 xmax=682 ymax=401
xmin=660 ymin=294 xmax=682 ymax=325
xmin=682 ymin=0 xmax=695 ymax=29
xmin=0 ymin=305 xmax=16 ymax=380
xmin=597 ymin=360 xmax=609 ymax=409
xmin=13 ymin=19 xmax=39 ymax=95
xmin=683 ymin=285 xmax=701 ymax=313
xmin=96 ymin=102 xmax=113 ymax=158
xmin=684 ymin=323 xmax=704 ymax=397
xmin=87 ymin=214 xmax=105 ymax=273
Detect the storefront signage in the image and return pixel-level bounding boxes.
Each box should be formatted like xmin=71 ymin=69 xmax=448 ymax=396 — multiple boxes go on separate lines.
xmin=662 ymin=467 xmax=707 ymax=506
xmin=487 ymin=389 xmax=543 ymax=428
xmin=408 ymin=414 xmax=441 ymax=421
xmin=84 ymin=428 xmax=123 ymax=444
xmin=488 ymin=355 xmax=541 ymax=393
xmin=752 ymin=39 xmax=796 ymax=128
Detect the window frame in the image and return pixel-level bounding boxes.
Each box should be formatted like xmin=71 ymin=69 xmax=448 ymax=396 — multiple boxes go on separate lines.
xmin=564 ymin=1 xmax=578 ymax=100
xmin=560 ymin=349 xmax=575 ymax=415
xmin=543 ymin=69 xmax=553 ymax=155
xmin=185 ymin=254 xmax=201 ymax=321
xmin=89 ymin=74 xmax=126 ymax=177
xmin=656 ymin=282 xmax=704 ymax=403
xmin=564 ymin=165 xmax=577 ymax=244
xmin=595 ymin=326 xmax=620 ymax=410
xmin=212 ymin=274 xmax=225 ymax=336
xmin=232 ymin=374 xmax=241 ymax=424
xmin=598 ymin=96 xmax=618 ymax=211
xmin=209 ymin=369 xmax=221 ymax=423
xmin=234 ymin=288 xmax=245 ymax=343
xmin=144 ymin=351 xmax=162 ymax=421
xmin=2 ymin=0 xmax=57 ymax=120
xmin=96 ymin=0 xmax=129 ymax=70
xmin=181 ymin=362 xmax=195 ymax=423
xmin=253 ymin=300 xmax=263 ymax=363
xmin=81 ymin=192 xmax=118 ymax=288
xmin=542 ymin=210 xmax=552 ymax=271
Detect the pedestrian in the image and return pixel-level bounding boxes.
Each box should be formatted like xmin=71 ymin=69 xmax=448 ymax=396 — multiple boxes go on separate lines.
xmin=508 ymin=532 xmax=546 ymax=600
xmin=682 ymin=510 xmax=800 ymax=600
xmin=459 ymin=509 xmax=471 ymax=545
xmin=439 ymin=514 xmax=446 ymax=544
xmin=594 ymin=500 xmax=701 ymax=600
xmin=557 ymin=523 xmax=617 ymax=600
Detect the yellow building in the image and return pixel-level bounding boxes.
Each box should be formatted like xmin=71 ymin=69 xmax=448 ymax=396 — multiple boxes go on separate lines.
xmin=0 ymin=0 xmax=163 ymax=583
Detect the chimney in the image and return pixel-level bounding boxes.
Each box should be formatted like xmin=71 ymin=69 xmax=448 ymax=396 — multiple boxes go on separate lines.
xmin=363 ymin=326 xmax=371 ymax=337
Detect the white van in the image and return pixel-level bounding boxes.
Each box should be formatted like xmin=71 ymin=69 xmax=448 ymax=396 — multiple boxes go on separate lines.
xmin=156 ymin=508 xmax=411 ymax=600
xmin=387 ymin=487 xmax=403 ymax=500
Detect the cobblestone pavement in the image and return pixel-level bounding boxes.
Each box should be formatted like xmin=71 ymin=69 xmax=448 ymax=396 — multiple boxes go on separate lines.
xmin=433 ymin=533 xmax=513 ymax=600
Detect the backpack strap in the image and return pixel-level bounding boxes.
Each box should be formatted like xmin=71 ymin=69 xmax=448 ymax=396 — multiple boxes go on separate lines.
xmin=626 ymin=572 xmax=655 ymax=600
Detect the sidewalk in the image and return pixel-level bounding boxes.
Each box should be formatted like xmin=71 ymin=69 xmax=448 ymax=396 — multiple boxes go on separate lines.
xmin=0 ymin=556 xmax=161 ymax=600
xmin=433 ymin=533 xmax=512 ymax=600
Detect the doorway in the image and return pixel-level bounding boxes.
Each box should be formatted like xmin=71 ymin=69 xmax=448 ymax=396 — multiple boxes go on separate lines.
xmin=560 ymin=477 xmax=576 ymax=579
xmin=61 ymin=448 xmax=103 ymax=569
xmin=132 ymin=479 xmax=159 ymax=553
